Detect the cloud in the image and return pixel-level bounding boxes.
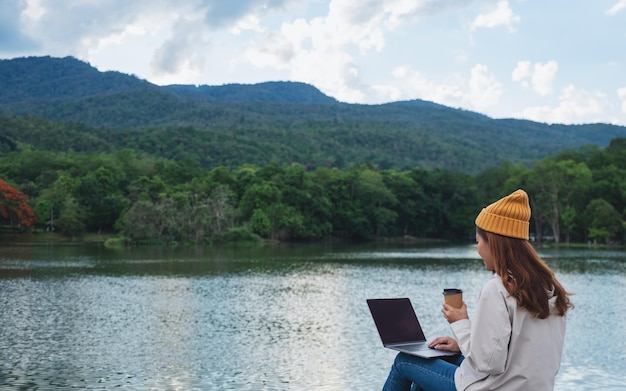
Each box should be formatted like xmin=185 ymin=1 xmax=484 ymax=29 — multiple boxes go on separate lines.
xmin=511 ymin=61 xmax=531 ymax=86
xmin=531 ymin=61 xmax=558 ymax=96
xmin=15 ymin=1 xmax=159 ymax=58
xmin=201 ymin=0 xmax=291 ymax=28
xmin=379 ymin=0 xmax=470 ymax=28
xmin=619 ymin=87 xmax=626 ymax=115
xmin=379 ymin=63 xmax=502 ymax=111
xmin=5 ymin=0 xmax=292 ymax=77
xmin=470 ymin=0 xmax=520 ymax=32
xmin=469 ymin=64 xmax=503 ymax=110
xmin=328 ymin=0 xmax=470 ymax=29
xmin=515 ymin=85 xmax=606 ymax=124
xmin=512 ymin=60 xmax=558 ymax=96
xmin=230 ymin=14 xmax=264 ymax=35
xmin=241 ymin=0 xmax=392 ymax=102
xmin=151 ymin=17 xmax=207 ymax=77
xmin=239 ymin=0 xmax=480 ymax=103
xmin=151 ymin=1 xmax=291 ymax=77
xmin=0 ymin=0 xmax=38 ymax=51
xmin=606 ymin=0 xmax=626 ymax=15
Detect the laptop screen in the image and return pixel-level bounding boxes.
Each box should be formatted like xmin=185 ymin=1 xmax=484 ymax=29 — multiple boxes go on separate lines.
xmin=367 ymin=298 xmax=427 ymax=345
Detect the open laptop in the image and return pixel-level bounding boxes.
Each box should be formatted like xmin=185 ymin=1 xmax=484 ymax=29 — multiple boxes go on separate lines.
xmin=367 ymin=297 xmax=459 ymax=358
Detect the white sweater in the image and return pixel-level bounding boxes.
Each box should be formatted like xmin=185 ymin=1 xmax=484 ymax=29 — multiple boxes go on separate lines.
xmin=451 ymin=275 xmax=566 ymax=391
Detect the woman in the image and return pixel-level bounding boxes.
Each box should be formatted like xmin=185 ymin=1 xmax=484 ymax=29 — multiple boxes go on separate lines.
xmin=382 ymin=189 xmax=573 ymax=391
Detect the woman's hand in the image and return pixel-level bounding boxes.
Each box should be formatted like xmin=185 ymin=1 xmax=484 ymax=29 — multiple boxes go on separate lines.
xmin=428 ymin=336 xmax=460 ymax=352
xmin=442 ymin=302 xmax=468 ymax=323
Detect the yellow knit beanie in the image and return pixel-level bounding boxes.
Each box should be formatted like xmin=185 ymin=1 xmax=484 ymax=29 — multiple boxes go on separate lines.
xmin=475 ymin=189 xmax=530 ymax=240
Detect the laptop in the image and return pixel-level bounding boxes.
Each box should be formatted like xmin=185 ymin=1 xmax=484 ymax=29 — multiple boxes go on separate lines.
xmin=367 ymin=297 xmax=459 ymax=358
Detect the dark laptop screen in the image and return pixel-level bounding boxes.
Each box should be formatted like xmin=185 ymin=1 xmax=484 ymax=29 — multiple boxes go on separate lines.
xmin=367 ymin=298 xmax=427 ymax=345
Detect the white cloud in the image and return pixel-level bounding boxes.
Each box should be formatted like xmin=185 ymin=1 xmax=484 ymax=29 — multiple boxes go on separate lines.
xmin=230 ymin=14 xmax=264 ymax=35
xmin=512 ymin=60 xmax=558 ymax=96
xmin=469 ymin=64 xmax=503 ymax=110
xmin=531 ymin=61 xmax=558 ymax=96
xmin=470 ymin=0 xmax=520 ymax=32
xmin=240 ymin=0 xmax=396 ymax=102
xmin=370 ymin=83 xmax=403 ymax=101
xmin=391 ymin=66 xmax=409 ymax=78
xmin=516 ymin=85 xmax=606 ymax=124
xmin=512 ymin=61 xmax=531 ymax=86
xmin=380 ymin=64 xmax=502 ymax=111
xmin=242 ymin=12 xmax=371 ymax=102
xmin=619 ymin=87 xmax=626 ymax=114
xmin=237 ymin=0 xmax=494 ymax=103
xmin=151 ymin=17 xmax=208 ymax=78
xmin=22 ymin=0 xmax=45 ymax=22
xmin=606 ymin=0 xmax=626 ymax=15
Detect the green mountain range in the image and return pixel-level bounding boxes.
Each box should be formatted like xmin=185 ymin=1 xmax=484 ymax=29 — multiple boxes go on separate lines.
xmin=1 ymin=55 xmax=625 ymax=174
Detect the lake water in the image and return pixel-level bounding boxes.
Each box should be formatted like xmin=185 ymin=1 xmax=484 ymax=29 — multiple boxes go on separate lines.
xmin=0 ymin=241 xmax=625 ymax=390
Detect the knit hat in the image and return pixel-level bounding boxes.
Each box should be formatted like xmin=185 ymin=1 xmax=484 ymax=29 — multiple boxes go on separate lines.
xmin=475 ymin=189 xmax=531 ymax=240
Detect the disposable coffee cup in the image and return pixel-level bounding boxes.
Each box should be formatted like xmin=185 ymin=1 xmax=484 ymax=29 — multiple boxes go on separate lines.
xmin=443 ymin=288 xmax=463 ymax=308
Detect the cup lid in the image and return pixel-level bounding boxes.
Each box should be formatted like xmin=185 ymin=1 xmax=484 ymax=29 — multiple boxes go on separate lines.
xmin=443 ymin=288 xmax=462 ymax=294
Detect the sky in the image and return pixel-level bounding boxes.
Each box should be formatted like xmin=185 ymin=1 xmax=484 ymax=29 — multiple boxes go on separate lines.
xmin=1 ymin=0 xmax=626 ymax=126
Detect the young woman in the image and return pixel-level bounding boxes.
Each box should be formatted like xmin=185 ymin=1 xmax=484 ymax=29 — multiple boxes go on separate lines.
xmin=381 ymin=189 xmax=573 ymax=391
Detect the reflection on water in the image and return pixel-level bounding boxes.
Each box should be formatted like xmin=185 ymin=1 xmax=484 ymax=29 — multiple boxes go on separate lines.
xmin=0 ymin=242 xmax=625 ymax=390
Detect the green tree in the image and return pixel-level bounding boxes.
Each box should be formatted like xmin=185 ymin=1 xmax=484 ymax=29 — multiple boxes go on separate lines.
xmin=354 ymin=169 xmax=397 ymax=237
xmin=56 ymin=197 xmax=87 ymax=237
xmin=527 ymin=158 xmax=592 ymax=243
xmin=127 ymin=175 xmax=167 ymax=203
xmin=312 ymin=167 xmax=355 ymax=238
xmin=412 ymin=169 xmax=478 ymax=240
xmin=561 ymin=205 xmax=578 ymax=244
xmin=250 ymin=208 xmax=270 ymax=237
xmin=277 ymin=163 xmax=332 ymax=240
xmin=584 ymin=198 xmax=624 ymax=244
xmin=74 ymin=166 xmax=127 ymax=232
xmin=382 ymin=170 xmax=423 ymax=237
xmin=206 ymin=185 xmax=236 ymax=235
xmin=118 ymin=200 xmax=165 ymax=241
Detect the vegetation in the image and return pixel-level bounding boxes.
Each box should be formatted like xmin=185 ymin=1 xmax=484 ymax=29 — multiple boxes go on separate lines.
xmin=0 ymin=178 xmax=36 ymax=231
xmin=2 ymin=56 xmax=626 ymax=245
xmin=2 ymin=56 xmax=626 ymax=174
xmin=2 ymin=138 xmax=626 ymax=245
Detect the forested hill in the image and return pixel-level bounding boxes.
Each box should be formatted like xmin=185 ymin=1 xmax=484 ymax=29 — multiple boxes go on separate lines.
xmin=1 ymin=55 xmax=626 ymax=174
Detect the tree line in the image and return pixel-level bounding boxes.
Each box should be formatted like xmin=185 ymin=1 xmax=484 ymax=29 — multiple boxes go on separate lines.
xmin=2 ymin=138 xmax=626 ymax=245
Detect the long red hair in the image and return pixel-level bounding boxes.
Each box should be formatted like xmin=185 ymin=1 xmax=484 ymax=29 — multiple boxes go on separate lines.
xmin=476 ymin=227 xmax=573 ymax=318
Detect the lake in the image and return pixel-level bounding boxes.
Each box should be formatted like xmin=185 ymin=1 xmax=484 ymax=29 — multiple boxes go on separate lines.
xmin=0 ymin=241 xmax=625 ymax=390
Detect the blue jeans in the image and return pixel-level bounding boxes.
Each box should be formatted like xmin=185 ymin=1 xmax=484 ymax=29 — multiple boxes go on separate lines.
xmin=382 ymin=353 xmax=464 ymax=391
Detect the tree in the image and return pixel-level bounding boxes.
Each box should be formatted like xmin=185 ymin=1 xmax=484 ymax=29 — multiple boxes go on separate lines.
xmin=277 ymin=163 xmax=332 ymax=240
xmin=584 ymin=198 xmax=624 ymax=244
xmin=527 ymin=159 xmax=592 ymax=243
xmin=34 ymin=172 xmax=81 ymax=232
xmin=206 ymin=185 xmax=236 ymax=235
xmin=412 ymin=168 xmax=478 ymax=240
xmin=354 ymin=169 xmax=397 ymax=237
xmin=56 ymin=197 xmax=87 ymax=237
xmin=74 ymin=166 xmax=127 ymax=232
xmin=0 ymin=178 xmax=36 ymax=230
xmin=118 ymin=200 xmax=164 ymax=240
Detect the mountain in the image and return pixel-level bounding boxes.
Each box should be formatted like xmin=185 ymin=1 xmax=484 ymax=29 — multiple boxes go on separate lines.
xmin=163 ymin=81 xmax=338 ymax=104
xmin=0 ymin=55 xmax=158 ymax=101
xmin=1 ymin=55 xmax=625 ymax=174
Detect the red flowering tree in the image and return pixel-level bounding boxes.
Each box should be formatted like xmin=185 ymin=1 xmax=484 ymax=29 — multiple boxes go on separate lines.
xmin=0 ymin=178 xmax=37 ymax=230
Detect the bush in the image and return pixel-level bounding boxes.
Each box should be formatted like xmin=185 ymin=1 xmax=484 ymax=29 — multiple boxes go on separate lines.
xmin=217 ymin=226 xmax=262 ymax=244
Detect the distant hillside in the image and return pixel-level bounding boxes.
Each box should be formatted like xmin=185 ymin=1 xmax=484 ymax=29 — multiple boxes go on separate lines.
xmin=164 ymin=81 xmax=338 ymax=104
xmin=0 ymin=55 xmax=158 ymax=101
xmin=1 ymin=55 xmax=625 ymax=174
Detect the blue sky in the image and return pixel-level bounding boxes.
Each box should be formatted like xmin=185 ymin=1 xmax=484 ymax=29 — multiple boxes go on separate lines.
xmin=1 ymin=0 xmax=625 ymax=125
